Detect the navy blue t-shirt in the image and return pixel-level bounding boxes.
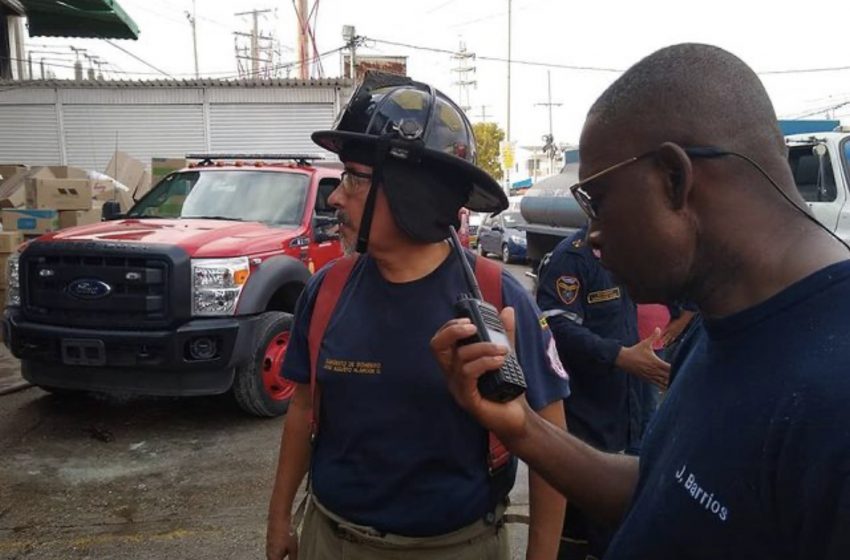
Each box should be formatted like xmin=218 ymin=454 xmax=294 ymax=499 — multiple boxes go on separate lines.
xmin=282 ymin=251 xmax=570 ymax=537
xmin=606 ymin=261 xmax=850 ymax=559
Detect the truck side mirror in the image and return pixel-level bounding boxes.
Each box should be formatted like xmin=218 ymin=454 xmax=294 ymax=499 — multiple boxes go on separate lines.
xmin=101 ymin=201 xmax=123 ymax=221
xmin=314 ymin=215 xmax=339 ymax=243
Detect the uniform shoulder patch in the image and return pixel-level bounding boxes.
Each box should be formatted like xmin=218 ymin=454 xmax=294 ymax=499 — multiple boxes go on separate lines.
xmin=587 ymin=286 xmax=621 ymax=304
xmin=556 ymin=276 xmax=580 ymax=305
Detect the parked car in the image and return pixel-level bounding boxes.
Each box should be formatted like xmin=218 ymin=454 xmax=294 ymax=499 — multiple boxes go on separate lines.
xmin=3 ymin=155 xmax=343 ymax=417
xmin=477 ymin=210 xmax=527 ymax=263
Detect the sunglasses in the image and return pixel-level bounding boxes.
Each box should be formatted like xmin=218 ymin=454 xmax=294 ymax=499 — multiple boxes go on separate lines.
xmin=570 ymin=146 xmax=730 ymax=220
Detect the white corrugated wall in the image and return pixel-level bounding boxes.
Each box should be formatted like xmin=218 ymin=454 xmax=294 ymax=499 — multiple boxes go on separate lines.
xmin=63 ymin=104 xmax=206 ymax=172
xmin=0 ymin=104 xmax=61 ymax=164
xmin=0 ymin=82 xmax=341 ymax=171
xmin=209 ymin=104 xmax=334 ymax=153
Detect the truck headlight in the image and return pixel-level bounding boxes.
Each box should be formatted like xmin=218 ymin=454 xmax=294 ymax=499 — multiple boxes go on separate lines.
xmin=510 ymin=235 xmax=526 ymax=246
xmin=6 ymin=254 xmax=20 ymax=307
xmin=191 ymin=257 xmax=251 ymax=316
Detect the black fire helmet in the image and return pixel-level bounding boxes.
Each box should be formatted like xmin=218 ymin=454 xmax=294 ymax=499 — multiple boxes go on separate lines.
xmin=311 ymin=71 xmax=508 ymax=252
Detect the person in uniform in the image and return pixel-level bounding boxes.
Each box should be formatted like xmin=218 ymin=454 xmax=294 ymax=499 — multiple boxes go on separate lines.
xmin=536 ymin=226 xmax=668 ymax=559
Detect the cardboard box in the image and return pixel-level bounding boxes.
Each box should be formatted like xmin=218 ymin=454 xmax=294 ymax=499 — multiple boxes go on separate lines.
xmin=0 ymin=231 xmax=23 ymax=253
xmin=0 ymin=164 xmax=27 ymax=183
xmin=92 ymin=179 xmax=134 ymax=212
xmin=59 ymin=202 xmax=103 ymax=229
xmin=0 ymin=168 xmax=31 ymax=208
xmin=1 ymin=166 xmax=90 ymax=209
xmin=152 ymin=157 xmax=187 ymax=187
xmin=2 ymin=209 xmax=60 ymax=234
xmin=26 ymin=178 xmax=93 ymax=210
xmin=105 ymin=151 xmax=147 ymax=194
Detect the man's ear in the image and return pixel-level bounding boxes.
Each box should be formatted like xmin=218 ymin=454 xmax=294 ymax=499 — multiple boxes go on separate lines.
xmin=656 ymin=142 xmax=693 ymax=210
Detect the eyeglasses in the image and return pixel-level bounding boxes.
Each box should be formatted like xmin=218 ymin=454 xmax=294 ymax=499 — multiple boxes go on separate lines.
xmin=570 ymin=146 xmax=729 ymax=220
xmin=340 ymin=169 xmax=373 ymax=195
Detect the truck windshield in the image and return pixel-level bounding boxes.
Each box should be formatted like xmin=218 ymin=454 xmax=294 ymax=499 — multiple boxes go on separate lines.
xmin=127 ymin=170 xmax=309 ymax=226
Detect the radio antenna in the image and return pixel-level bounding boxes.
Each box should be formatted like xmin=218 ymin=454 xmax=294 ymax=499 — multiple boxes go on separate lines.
xmin=448 ymin=226 xmax=483 ymax=300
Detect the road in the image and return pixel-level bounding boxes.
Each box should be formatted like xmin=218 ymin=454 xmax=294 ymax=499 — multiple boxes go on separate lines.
xmin=0 ymin=260 xmax=537 ymax=560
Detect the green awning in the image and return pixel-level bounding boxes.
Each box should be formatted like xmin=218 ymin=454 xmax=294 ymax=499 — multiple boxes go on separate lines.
xmin=19 ymin=0 xmax=139 ymax=39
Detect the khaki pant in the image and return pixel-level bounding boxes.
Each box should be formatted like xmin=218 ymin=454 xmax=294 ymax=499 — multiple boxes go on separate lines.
xmin=298 ymin=497 xmax=510 ymax=560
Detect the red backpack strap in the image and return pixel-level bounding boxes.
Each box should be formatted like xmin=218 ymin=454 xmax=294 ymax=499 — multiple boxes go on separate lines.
xmin=473 ymin=255 xmax=511 ymax=474
xmin=308 ymin=255 xmax=359 ymax=440
xmin=474 ymin=255 xmax=503 ymax=310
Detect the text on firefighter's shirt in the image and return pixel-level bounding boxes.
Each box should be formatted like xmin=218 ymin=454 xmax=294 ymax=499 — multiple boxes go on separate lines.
xmin=323 ymin=358 xmax=383 ymax=375
xmin=675 ymin=464 xmax=729 ymax=522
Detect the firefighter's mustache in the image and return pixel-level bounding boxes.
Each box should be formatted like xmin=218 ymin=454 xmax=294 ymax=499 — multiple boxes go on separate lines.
xmin=337 ymin=211 xmax=353 ymax=229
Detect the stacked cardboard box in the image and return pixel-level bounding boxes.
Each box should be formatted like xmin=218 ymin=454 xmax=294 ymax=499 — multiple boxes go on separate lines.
xmin=1 ymin=167 xmax=101 ymax=237
xmin=106 ymin=151 xmax=152 ymax=202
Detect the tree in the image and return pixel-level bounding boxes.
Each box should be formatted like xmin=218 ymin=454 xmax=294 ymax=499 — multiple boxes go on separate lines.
xmin=472 ymin=122 xmax=505 ymax=181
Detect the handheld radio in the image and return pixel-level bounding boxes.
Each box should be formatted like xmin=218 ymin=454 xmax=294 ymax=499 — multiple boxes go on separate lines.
xmin=449 ymin=226 xmax=527 ymax=403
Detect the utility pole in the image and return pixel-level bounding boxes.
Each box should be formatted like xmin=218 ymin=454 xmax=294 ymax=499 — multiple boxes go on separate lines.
xmin=342 ymin=25 xmax=360 ymax=80
xmin=474 ymin=105 xmax=492 ymax=123
xmin=296 ymin=0 xmax=308 ymax=79
xmin=450 ymin=40 xmax=476 ymax=113
xmin=186 ymin=0 xmax=199 ymax=78
xmin=534 ymin=70 xmax=562 ymax=175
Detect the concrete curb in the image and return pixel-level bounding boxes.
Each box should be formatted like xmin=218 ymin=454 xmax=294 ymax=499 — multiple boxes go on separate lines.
xmin=0 ymin=379 xmax=32 ymax=396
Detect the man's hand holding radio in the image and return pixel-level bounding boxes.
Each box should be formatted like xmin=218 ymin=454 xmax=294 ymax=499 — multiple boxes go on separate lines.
xmin=431 ymin=306 xmax=531 ymax=444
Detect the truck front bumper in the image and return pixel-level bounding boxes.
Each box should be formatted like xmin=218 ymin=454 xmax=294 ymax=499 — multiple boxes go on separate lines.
xmin=2 ymin=309 xmax=263 ymax=396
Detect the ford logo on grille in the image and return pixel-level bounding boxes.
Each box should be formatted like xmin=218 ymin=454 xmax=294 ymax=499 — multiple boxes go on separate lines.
xmin=67 ymin=278 xmax=112 ymax=300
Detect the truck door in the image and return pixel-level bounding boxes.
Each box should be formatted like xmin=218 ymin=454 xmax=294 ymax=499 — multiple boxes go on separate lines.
xmin=788 ymin=143 xmax=844 ymax=232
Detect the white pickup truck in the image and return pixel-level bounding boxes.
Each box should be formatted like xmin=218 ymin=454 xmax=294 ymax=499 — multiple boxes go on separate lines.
xmin=785 ymin=127 xmax=850 ymax=241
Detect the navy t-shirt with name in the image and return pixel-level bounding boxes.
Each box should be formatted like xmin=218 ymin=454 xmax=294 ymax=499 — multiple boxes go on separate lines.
xmin=282 ymin=251 xmax=570 ymax=537
xmin=606 ymin=261 xmax=850 ymax=559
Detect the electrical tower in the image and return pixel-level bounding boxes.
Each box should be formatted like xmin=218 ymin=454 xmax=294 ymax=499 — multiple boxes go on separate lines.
xmin=233 ymin=9 xmax=277 ymax=79
xmin=450 ymin=40 xmax=476 ymax=113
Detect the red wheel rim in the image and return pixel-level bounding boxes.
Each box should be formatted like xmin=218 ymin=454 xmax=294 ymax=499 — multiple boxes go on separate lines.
xmin=261 ymin=331 xmax=294 ymax=402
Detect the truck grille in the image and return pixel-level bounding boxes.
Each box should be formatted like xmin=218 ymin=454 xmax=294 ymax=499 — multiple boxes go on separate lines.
xmin=22 ymin=249 xmax=175 ymax=329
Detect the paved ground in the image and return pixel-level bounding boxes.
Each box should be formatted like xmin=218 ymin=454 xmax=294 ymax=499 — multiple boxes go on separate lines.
xmin=0 ymin=260 xmax=537 ymax=560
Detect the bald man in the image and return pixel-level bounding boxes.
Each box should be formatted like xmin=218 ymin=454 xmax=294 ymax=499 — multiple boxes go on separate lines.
xmin=432 ymin=43 xmax=850 ymax=559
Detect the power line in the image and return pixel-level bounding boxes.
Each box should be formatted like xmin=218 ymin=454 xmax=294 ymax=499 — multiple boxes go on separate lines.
xmin=366 ymin=37 xmax=623 ymax=73
xmin=366 ymin=36 xmax=850 ymax=76
xmin=104 ymin=39 xmax=174 ymax=78
xmin=1 ymin=46 xmax=345 ymax=81
xmin=760 ymin=64 xmax=850 ymax=75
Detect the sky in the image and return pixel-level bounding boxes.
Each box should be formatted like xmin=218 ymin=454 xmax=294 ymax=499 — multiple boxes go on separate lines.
xmin=24 ymin=0 xmax=850 ymax=152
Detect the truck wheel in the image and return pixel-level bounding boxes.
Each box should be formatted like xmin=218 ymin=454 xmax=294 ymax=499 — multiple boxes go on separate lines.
xmin=232 ymin=311 xmax=296 ymax=417
xmin=501 ymin=244 xmax=511 ymax=264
